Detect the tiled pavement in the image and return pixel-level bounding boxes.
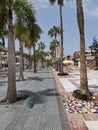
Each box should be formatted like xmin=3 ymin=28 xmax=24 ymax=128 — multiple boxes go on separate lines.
xmin=0 ymin=68 xmax=98 ymax=130
xmin=0 ymin=68 xmax=71 ymax=130
xmin=53 ymin=68 xmax=98 ymax=130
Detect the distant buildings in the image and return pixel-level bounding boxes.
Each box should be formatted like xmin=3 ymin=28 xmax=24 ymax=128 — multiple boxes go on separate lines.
xmin=72 ymin=42 xmax=98 ymax=69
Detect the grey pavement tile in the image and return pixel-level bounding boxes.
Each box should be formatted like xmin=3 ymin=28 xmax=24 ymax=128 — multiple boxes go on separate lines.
xmin=61 ymin=122 xmax=71 ymax=130
xmin=40 ymin=112 xmax=47 ymax=123
xmin=38 ymin=122 xmax=47 ymax=130
xmin=5 ymin=124 xmax=15 ymax=130
xmin=45 ymin=123 xmax=62 ymax=130
xmin=0 ymin=68 xmax=64 ymax=130
xmin=0 ymin=122 xmax=9 ymax=130
xmin=14 ymin=124 xmax=22 ymax=130
xmin=23 ymin=116 xmax=40 ymax=130
xmin=0 ymin=111 xmax=16 ymax=123
xmin=0 ymin=107 xmax=8 ymax=117
xmin=5 ymin=111 xmax=24 ymax=128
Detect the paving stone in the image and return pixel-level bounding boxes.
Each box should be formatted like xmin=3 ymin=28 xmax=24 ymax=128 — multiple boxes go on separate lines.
xmin=0 ymin=68 xmax=71 ymax=130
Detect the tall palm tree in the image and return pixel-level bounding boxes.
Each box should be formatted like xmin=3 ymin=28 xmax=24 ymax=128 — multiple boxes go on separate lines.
xmin=38 ymin=42 xmax=45 ymax=51
xmin=0 ymin=0 xmax=36 ymax=103
xmin=0 ymin=12 xmax=8 ymax=70
xmin=48 ymin=26 xmax=60 ymax=40
xmin=22 ymin=30 xmax=33 ymax=70
xmin=49 ymin=39 xmax=57 ymax=58
xmin=48 ymin=26 xmax=60 ymax=58
xmin=29 ymin=24 xmax=42 ymax=72
xmin=24 ymin=23 xmax=42 ymax=72
xmin=76 ymin=0 xmax=89 ymax=97
xmin=49 ymin=0 xmax=64 ymax=74
xmin=49 ymin=0 xmax=90 ymax=97
xmin=38 ymin=42 xmax=46 ymax=68
xmin=14 ymin=3 xmax=36 ymax=77
xmin=0 ymin=5 xmax=8 ymax=47
xmin=14 ymin=23 xmax=28 ymax=80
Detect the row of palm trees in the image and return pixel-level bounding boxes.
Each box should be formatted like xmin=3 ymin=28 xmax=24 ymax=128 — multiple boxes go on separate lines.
xmin=0 ymin=0 xmax=91 ymax=102
xmin=48 ymin=0 xmax=90 ymax=99
xmin=0 ymin=0 xmax=45 ymax=103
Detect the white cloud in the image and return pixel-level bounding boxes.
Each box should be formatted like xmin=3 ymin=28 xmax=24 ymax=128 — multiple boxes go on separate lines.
xmin=28 ymin=0 xmax=51 ymax=10
xmin=82 ymin=0 xmax=98 ymax=18
xmin=67 ymin=0 xmax=98 ymax=19
xmin=29 ymin=0 xmax=98 ymax=19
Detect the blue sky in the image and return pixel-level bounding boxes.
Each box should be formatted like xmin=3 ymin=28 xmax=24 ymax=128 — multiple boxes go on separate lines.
xmin=28 ymin=0 xmax=98 ymax=56
xmin=8 ymin=0 xmax=96 ymax=56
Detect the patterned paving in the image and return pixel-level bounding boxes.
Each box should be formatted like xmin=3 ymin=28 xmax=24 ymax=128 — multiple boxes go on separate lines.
xmin=68 ymin=114 xmax=88 ymax=130
xmin=0 ymin=69 xmax=63 ymax=130
xmin=53 ymin=68 xmax=98 ymax=130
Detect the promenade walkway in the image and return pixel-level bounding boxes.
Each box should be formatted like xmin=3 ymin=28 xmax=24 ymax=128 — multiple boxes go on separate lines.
xmin=53 ymin=67 xmax=98 ymax=130
xmin=0 ymin=68 xmax=70 ymax=130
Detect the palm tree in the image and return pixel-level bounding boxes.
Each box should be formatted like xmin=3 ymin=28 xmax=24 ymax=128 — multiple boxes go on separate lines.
xmin=75 ymin=0 xmax=89 ymax=97
xmin=29 ymin=24 xmax=42 ymax=72
xmin=24 ymin=23 xmax=42 ymax=72
xmin=14 ymin=5 xmax=36 ymax=78
xmin=38 ymin=42 xmax=46 ymax=68
xmin=49 ymin=0 xmax=64 ymax=74
xmin=0 ymin=0 xmax=36 ymax=103
xmin=49 ymin=0 xmax=90 ymax=98
xmin=14 ymin=23 xmax=28 ymax=80
xmin=23 ymin=32 xmax=32 ymax=70
xmin=38 ymin=42 xmax=45 ymax=51
xmin=48 ymin=26 xmax=60 ymax=58
xmin=48 ymin=26 xmax=60 ymax=39
xmin=49 ymin=39 xmax=57 ymax=58
xmin=0 ymin=5 xmax=8 ymax=47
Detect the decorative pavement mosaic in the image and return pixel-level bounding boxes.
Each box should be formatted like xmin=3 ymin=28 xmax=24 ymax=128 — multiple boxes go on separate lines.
xmin=53 ymin=68 xmax=98 ymax=130
xmin=62 ymin=95 xmax=98 ymax=114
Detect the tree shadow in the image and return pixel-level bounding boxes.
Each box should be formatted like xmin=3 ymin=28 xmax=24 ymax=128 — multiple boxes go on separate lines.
xmin=17 ymin=76 xmax=54 ymax=82
xmin=15 ymin=75 xmax=54 ymax=83
xmin=37 ymin=71 xmax=50 ymax=73
xmin=41 ymin=77 xmax=54 ymax=80
xmin=24 ymin=76 xmax=43 ymax=82
xmin=16 ymin=88 xmax=59 ymax=108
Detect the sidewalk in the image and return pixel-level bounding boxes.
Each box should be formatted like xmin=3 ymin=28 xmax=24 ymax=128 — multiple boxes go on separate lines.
xmin=52 ymin=68 xmax=98 ymax=130
xmin=0 ymin=68 xmax=70 ymax=130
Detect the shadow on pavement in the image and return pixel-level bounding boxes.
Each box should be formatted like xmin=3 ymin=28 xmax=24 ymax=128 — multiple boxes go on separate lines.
xmin=25 ymin=76 xmax=54 ymax=82
xmin=27 ymin=76 xmax=43 ymax=81
xmin=17 ymin=88 xmax=59 ymax=108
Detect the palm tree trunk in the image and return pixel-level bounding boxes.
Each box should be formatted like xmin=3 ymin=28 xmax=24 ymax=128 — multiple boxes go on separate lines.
xmin=76 ymin=0 xmax=89 ymax=95
xmin=33 ymin=45 xmax=37 ymax=73
xmin=19 ymin=41 xmax=24 ymax=80
xmin=7 ymin=8 xmax=17 ymax=103
xmin=41 ymin=57 xmax=44 ymax=68
xmin=2 ymin=37 xmax=5 ymax=47
xmin=54 ymin=35 xmax=57 ymax=58
xmin=0 ymin=53 xmax=2 ymax=70
xmin=28 ymin=48 xmax=32 ymax=70
xmin=59 ymin=4 xmax=63 ymax=73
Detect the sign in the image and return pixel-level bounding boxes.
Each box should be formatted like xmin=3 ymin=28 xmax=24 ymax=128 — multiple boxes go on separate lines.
xmin=93 ymin=36 xmax=97 ymax=45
